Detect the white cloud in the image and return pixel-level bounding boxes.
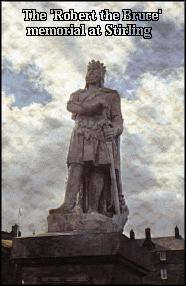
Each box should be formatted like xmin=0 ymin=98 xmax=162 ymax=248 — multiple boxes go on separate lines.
xmin=121 ymin=67 xmax=184 ymax=237
xmin=2 ymin=91 xmax=74 ymax=233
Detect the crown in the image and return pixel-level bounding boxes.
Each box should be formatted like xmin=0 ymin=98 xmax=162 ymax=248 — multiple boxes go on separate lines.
xmin=87 ymin=60 xmax=106 ymax=79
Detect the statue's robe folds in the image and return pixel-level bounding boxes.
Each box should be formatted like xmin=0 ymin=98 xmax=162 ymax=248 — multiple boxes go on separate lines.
xmin=66 ymin=87 xmax=123 ymax=216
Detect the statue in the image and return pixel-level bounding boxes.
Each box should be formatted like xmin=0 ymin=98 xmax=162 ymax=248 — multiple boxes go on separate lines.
xmin=49 ymin=60 xmax=128 ymax=220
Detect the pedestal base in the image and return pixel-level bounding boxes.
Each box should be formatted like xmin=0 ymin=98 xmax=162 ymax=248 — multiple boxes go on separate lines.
xmin=11 ymin=232 xmax=151 ymax=284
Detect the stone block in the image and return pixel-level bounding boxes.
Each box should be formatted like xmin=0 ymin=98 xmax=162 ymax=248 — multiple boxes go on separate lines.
xmin=11 ymin=232 xmax=121 ymax=259
xmin=47 ymin=212 xmax=128 ymax=232
xmin=11 ymin=231 xmax=151 ymax=284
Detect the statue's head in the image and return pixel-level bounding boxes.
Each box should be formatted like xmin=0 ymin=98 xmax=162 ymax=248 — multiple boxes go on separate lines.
xmin=85 ymin=60 xmax=106 ymax=88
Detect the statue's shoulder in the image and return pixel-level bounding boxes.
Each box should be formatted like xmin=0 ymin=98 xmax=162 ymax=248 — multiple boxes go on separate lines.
xmin=101 ymin=87 xmax=116 ymax=93
xmin=101 ymin=87 xmax=120 ymax=100
xmin=70 ymin=88 xmax=85 ymax=96
xmin=101 ymin=87 xmax=119 ymax=94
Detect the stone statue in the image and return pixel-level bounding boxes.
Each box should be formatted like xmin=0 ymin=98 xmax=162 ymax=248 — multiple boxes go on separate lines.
xmin=49 ymin=60 xmax=128 ymax=222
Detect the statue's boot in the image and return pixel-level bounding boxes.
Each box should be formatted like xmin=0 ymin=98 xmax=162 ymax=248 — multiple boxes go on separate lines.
xmin=49 ymin=202 xmax=75 ymax=214
xmin=49 ymin=163 xmax=84 ymax=215
xmin=49 ymin=189 xmax=77 ymax=214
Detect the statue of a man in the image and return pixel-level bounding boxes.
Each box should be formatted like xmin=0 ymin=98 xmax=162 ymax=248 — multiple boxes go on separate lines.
xmin=49 ymin=60 xmax=125 ymax=217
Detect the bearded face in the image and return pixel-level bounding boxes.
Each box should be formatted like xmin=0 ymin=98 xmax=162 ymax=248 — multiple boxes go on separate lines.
xmin=85 ymin=67 xmax=101 ymax=86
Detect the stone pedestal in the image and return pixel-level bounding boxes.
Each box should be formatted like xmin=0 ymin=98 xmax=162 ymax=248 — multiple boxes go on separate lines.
xmin=11 ymin=231 xmax=151 ymax=284
xmin=47 ymin=212 xmax=128 ymax=232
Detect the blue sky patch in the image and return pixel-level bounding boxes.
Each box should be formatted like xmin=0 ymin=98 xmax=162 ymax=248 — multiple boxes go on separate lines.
xmin=2 ymin=59 xmax=52 ymax=109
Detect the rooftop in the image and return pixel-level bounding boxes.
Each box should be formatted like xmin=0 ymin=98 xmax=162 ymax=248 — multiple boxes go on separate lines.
xmin=136 ymin=236 xmax=184 ymax=251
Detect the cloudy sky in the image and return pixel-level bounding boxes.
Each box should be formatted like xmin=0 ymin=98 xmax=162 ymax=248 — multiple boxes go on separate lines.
xmin=2 ymin=1 xmax=184 ymax=239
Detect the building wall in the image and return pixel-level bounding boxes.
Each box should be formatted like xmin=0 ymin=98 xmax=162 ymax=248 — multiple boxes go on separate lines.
xmin=1 ymin=249 xmax=15 ymax=285
xmin=143 ymin=249 xmax=185 ymax=285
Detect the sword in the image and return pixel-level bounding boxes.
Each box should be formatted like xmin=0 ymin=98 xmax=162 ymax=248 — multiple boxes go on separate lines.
xmin=104 ymin=125 xmax=121 ymax=215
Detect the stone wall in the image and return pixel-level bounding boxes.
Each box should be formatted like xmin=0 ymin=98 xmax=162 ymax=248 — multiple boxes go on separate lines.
xmin=143 ymin=249 xmax=185 ymax=285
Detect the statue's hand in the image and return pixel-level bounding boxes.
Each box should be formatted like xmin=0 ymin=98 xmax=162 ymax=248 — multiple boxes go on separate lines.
xmin=81 ymin=98 xmax=108 ymax=113
xmin=98 ymin=99 xmax=108 ymax=108
xmin=81 ymin=99 xmax=101 ymax=113
xmin=104 ymin=127 xmax=117 ymax=141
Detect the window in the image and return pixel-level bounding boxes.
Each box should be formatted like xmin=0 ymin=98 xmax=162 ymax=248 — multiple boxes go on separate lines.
xmin=161 ymin=269 xmax=167 ymax=279
xmin=160 ymin=251 xmax=166 ymax=261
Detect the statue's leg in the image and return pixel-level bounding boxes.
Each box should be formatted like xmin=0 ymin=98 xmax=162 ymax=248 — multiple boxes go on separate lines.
xmin=88 ymin=168 xmax=104 ymax=214
xmin=49 ymin=163 xmax=84 ymax=214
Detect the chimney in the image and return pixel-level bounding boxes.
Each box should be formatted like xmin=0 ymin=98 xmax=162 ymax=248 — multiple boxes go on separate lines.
xmin=130 ymin=229 xmax=135 ymax=240
xmin=175 ymin=225 xmax=180 ymax=239
xmin=11 ymin=224 xmax=18 ymax=237
xmin=10 ymin=223 xmax=21 ymax=237
xmin=142 ymin=227 xmax=155 ymax=251
xmin=145 ymin=227 xmax=151 ymax=240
